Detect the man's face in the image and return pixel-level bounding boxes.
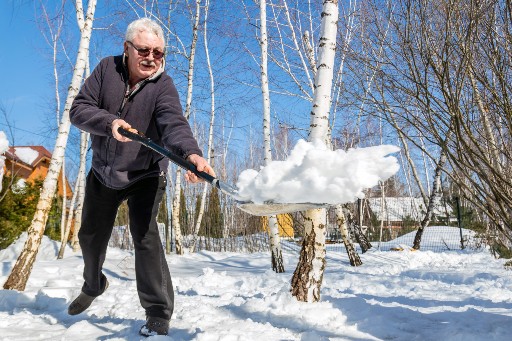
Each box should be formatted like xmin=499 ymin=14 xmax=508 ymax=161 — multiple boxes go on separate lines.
xmin=124 ymin=30 xmax=164 ymax=84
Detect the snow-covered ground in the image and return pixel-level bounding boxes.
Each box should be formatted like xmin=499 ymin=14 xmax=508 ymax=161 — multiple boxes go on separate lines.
xmin=1 ymin=233 xmax=511 ymax=341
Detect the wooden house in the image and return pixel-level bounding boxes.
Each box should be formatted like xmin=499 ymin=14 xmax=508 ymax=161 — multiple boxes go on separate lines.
xmin=3 ymin=146 xmax=72 ymax=199
xmin=263 ymin=213 xmax=295 ymax=239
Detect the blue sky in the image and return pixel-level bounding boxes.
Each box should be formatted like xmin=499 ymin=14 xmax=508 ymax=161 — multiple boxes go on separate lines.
xmin=0 ymin=1 xmax=57 ymax=147
xmin=0 ymin=1 xmax=264 ymax=152
xmin=0 ymin=1 xmax=313 ymax=158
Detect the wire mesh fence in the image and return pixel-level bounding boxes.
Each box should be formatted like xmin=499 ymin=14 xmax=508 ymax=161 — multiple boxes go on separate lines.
xmin=322 ymin=196 xmax=477 ymax=252
xmin=108 ymin=196 xmax=485 ymax=254
xmin=109 ymin=224 xmax=273 ymax=253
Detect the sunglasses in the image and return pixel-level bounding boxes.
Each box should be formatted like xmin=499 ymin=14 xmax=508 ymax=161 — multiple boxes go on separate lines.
xmin=127 ymin=41 xmax=165 ymax=60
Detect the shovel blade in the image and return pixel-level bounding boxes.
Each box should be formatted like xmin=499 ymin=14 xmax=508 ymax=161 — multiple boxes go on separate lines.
xmin=237 ymin=202 xmax=328 ymax=216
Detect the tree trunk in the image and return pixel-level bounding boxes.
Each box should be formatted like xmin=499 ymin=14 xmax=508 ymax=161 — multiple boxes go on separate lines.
xmin=3 ymin=0 xmax=97 ymax=291
xmin=58 ymin=168 xmax=78 ymax=259
xmin=290 ymin=208 xmax=326 ymax=302
xmin=171 ymin=0 xmax=201 ymax=255
xmin=58 ymin=131 xmax=89 ymax=257
xmin=335 ymin=205 xmax=362 ymax=266
xmin=351 ymin=223 xmax=372 ymax=253
xmin=260 ymin=0 xmax=284 ymax=273
xmin=72 ymin=131 xmax=89 ymax=252
xmin=346 ymin=204 xmax=372 ymax=253
xmin=268 ymin=216 xmax=284 ymax=272
xmin=413 ymin=149 xmax=447 ymax=250
xmin=172 ymin=171 xmax=185 ymax=255
xmin=71 ymin=58 xmax=91 ymax=252
xmin=291 ymin=0 xmax=338 ymax=303
xmin=190 ymin=0 xmax=215 ymax=254
xmin=165 ymin=170 xmax=173 ymax=254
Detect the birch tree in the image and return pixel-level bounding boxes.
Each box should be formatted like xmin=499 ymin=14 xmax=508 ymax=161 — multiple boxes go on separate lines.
xmin=58 ymin=41 xmax=92 ymax=259
xmin=40 ymin=3 xmax=69 ymax=243
xmin=190 ymin=0 xmax=215 ymax=254
xmin=172 ymin=0 xmax=202 ymax=255
xmin=58 ymin=130 xmax=90 ymax=258
xmin=413 ymin=146 xmax=448 ymax=249
xmin=3 ymin=0 xmax=97 ymax=291
xmin=290 ymin=0 xmax=338 ymax=303
xmin=259 ymin=0 xmax=285 ymax=273
xmin=70 ymin=130 xmax=90 ymax=252
xmin=343 ymin=200 xmax=372 ymax=253
xmin=335 ymin=205 xmax=362 ymax=266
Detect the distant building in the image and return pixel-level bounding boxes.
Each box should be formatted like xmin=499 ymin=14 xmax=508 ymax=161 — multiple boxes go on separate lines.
xmin=2 ymin=146 xmax=72 ymax=199
xmin=366 ymin=196 xmax=454 ymax=228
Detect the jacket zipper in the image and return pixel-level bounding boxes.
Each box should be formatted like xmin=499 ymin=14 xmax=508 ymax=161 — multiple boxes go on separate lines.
xmin=106 ymin=86 xmax=130 ymax=166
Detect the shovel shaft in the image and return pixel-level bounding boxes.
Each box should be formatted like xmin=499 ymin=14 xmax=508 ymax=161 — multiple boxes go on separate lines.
xmin=117 ymin=128 xmax=217 ymax=184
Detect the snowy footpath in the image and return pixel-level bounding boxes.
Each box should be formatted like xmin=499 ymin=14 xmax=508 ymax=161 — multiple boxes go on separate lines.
xmin=1 ymin=235 xmax=511 ymax=341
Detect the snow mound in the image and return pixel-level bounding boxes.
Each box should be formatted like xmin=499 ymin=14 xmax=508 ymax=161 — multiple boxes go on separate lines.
xmin=0 ymin=232 xmax=70 ymax=262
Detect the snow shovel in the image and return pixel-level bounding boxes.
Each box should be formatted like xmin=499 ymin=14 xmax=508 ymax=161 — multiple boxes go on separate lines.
xmin=118 ymin=128 xmax=327 ymax=216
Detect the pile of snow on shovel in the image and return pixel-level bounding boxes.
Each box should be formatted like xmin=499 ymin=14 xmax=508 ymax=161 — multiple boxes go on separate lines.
xmin=236 ymin=139 xmax=400 ymax=205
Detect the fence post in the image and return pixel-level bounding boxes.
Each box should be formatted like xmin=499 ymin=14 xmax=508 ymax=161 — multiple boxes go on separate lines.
xmin=455 ymin=196 xmax=465 ymax=249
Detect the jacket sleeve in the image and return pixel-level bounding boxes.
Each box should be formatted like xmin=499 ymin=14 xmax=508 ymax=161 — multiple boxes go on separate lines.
xmin=154 ymin=76 xmax=203 ymax=159
xmin=69 ymin=58 xmax=118 ymax=137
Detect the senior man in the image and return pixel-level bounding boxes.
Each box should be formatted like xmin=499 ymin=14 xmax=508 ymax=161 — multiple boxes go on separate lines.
xmin=68 ymin=18 xmax=214 ymax=336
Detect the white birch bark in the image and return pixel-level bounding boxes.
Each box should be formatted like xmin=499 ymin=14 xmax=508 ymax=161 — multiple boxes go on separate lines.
xmin=190 ymin=0 xmax=214 ymax=254
xmin=58 ymin=131 xmax=89 ymax=258
xmin=165 ymin=169 xmax=173 ymax=254
xmin=302 ymin=31 xmax=316 ymax=77
xmin=71 ymin=131 xmax=89 ymax=252
xmin=335 ymin=205 xmax=362 ymax=266
xmin=71 ymin=58 xmax=91 ymax=252
xmin=172 ymin=0 xmax=201 ymax=255
xmin=3 ymin=0 xmax=97 ymax=291
xmin=307 ymin=2 xmax=338 ymax=142
xmin=41 ymin=4 xmax=67 ymax=243
xmin=172 ymin=178 xmax=185 ymax=255
xmin=260 ymin=0 xmax=284 ymax=273
xmin=290 ymin=208 xmax=327 ymax=302
xmin=58 ymin=163 xmax=79 ymax=259
xmin=183 ymin=0 xmax=201 ymax=121
xmin=291 ymin=0 xmax=338 ymax=303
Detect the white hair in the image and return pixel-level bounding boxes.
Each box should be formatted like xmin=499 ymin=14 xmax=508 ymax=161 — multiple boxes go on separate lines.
xmin=125 ymin=18 xmax=165 ymax=42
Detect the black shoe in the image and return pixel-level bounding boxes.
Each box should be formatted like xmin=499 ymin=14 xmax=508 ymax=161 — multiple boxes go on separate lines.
xmin=68 ymin=280 xmax=109 ymax=315
xmin=139 ymin=316 xmax=169 ymax=336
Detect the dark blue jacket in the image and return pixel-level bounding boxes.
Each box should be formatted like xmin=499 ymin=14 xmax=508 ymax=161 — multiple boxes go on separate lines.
xmin=70 ymin=55 xmax=202 ymax=189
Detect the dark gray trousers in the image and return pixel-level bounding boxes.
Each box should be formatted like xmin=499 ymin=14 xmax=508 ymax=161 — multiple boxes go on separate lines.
xmin=79 ymin=171 xmax=174 ymax=320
